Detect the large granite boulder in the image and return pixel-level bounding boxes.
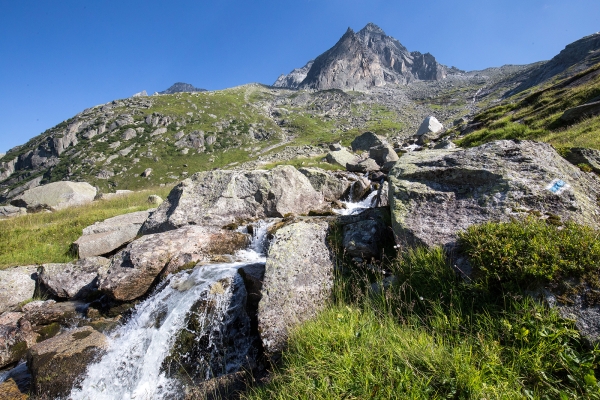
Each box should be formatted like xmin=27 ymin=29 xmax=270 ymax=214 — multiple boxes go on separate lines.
xmin=298 ymin=167 xmax=352 ymax=201
xmin=346 ymin=157 xmax=380 ymax=173
xmin=72 ymin=210 xmax=151 ymax=258
xmin=389 ymin=140 xmax=600 ymax=250
xmin=100 ymin=226 xmax=249 ymax=301
xmin=416 ymin=116 xmax=443 ymax=137
xmin=351 ymin=131 xmax=385 ymax=152
xmin=141 ymin=166 xmax=323 ymax=234
xmin=258 ymin=221 xmax=334 ymax=358
xmin=22 ymin=300 xmax=87 ymax=326
xmin=0 ymin=266 xmax=37 ymax=314
xmin=369 ymin=143 xmax=399 ymax=166
xmin=325 ymin=149 xmax=360 ymax=168
xmin=27 ymin=326 xmax=107 ymax=398
xmin=0 ymin=312 xmax=37 ymax=369
xmin=11 ymin=181 xmax=96 ymax=212
xmin=38 ymin=257 xmax=110 ymax=300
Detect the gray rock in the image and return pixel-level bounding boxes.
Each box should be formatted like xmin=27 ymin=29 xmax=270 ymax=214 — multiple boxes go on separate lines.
xmin=369 ymin=143 xmax=399 ymax=166
xmin=351 ymin=131 xmax=385 ymax=152
xmin=348 ymin=176 xmax=371 ymax=201
xmin=121 ymin=128 xmax=137 ymax=140
xmin=142 ymin=168 xmax=152 ymax=177
xmin=38 ymin=257 xmax=110 ymax=299
xmin=346 ymin=157 xmax=380 ymax=173
xmin=258 ymin=221 xmax=333 ymax=357
xmin=0 ymin=312 xmax=37 ymax=369
xmin=96 ymin=190 xmax=133 ymax=200
xmin=11 ymin=181 xmax=96 ymax=212
xmin=96 ymin=169 xmax=114 ymax=179
xmin=375 ymin=181 xmax=389 ymax=207
xmin=343 ymin=219 xmax=387 ymax=259
xmin=0 ymin=205 xmax=26 ymax=219
xmin=150 ymin=127 xmax=167 ymax=137
xmin=298 ymin=167 xmax=352 ymax=201
xmin=389 ymin=140 xmax=600 ymax=250
xmin=73 ymin=210 xmax=151 ymax=258
xmin=416 ymin=116 xmax=444 ymax=137
xmin=0 ymin=266 xmax=38 ymax=314
xmin=326 ymin=149 xmax=359 ymax=168
xmin=5 ymin=176 xmax=44 ymax=200
xmin=22 ymin=300 xmax=87 ymax=326
xmin=329 ymin=142 xmax=343 ymax=151
xmin=142 ymin=166 xmax=324 ymax=234
xmin=273 ymin=60 xmax=314 ymax=89
xmin=27 ymin=326 xmax=107 ymax=398
xmin=100 ymin=225 xmax=249 ymax=301
xmin=433 ymin=139 xmax=457 ymax=150
xmin=564 ymin=147 xmax=600 ymax=174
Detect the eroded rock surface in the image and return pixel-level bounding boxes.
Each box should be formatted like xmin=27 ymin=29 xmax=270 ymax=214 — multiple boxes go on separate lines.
xmin=142 ymin=166 xmax=323 ymax=234
xmin=389 ymin=140 xmax=600 ymax=249
xmin=258 ymin=221 xmax=334 ymax=357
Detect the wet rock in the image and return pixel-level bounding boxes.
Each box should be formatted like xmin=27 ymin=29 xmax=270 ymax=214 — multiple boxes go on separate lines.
xmin=27 ymin=326 xmax=107 ymax=398
xmin=258 ymin=221 xmax=334 ymax=358
xmin=299 ymin=167 xmax=352 ymax=201
xmin=348 ymin=176 xmax=371 ymax=201
xmin=100 ymin=226 xmax=249 ymax=301
xmin=0 ymin=266 xmax=37 ymax=314
xmin=142 ymin=166 xmax=323 ymax=234
xmin=325 ymin=148 xmax=359 ymax=168
xmin=0 ymin=312 xmax=37 ymax=369
xmin=369 ymin=143 xmax=399 ymax=166
xmin=0 ymin=205 xmax=26 ymax=219
xmin=389 ymin=140 xmax=600 ymax=250
xmin=73 ymin=210 xmax=151 ymax=258
xmin=10 ymin=181 xmax=96 ymax=212
xmin=38 ymin=257 xmax=110 ymax=299
xmin=351 ymin=131 xmax=385 ymax=152
xmin=22 ymin=300 xmax=87 ymax=326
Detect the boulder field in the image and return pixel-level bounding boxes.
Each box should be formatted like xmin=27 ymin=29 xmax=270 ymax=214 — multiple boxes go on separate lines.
xmin=2 ymin=136 xmax=600 ymax=397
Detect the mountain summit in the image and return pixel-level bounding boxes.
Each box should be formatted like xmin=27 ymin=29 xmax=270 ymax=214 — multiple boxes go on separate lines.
xmin=274 ymin=23 xmax=446 ymax=90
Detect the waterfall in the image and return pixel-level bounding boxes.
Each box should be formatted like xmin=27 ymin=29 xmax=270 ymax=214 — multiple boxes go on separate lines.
xmin=334 ymin=190 xmax=378 ymax=216
xmin=70 ymin=222 xmax=271 ymax=400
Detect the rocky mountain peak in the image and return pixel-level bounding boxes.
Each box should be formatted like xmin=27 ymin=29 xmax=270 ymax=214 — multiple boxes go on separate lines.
xmin=274 ymin=23 xmax=446 ymax=90
xmin=159 ymin=82 xmax=206 ymax=95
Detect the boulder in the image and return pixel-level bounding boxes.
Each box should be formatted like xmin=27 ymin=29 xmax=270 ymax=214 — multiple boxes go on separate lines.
xmin=564 ymin=147 xmax=600 ymax=174
xmin=142 ymin=168 xmax=152 ymax=177
xmin=348 ymin=176 xmax=371 ymax=201
xmin=0 ymin=266 xmax=37 ymax=314
xmin=10 ymin=181 xmax=96 ymax=212
xmin=0 ymin=312 xmax=37 ymax=369
xmin=346 ymin=157 xmax=380 ymax=173
xmin=433 ymin=139 xmax=457 ymax=150
xmin=351 ymin=132 xmax=385 ymax=152
xmin=141 ymin=166 xmax=324 ymax=234
xmin=38 ymin=257 xmax=110 ymax=299
xmin=325 ymin=149 xmax=360 ymax=168
xmin=343 ymin=219 xmax=386 ymax=259
xmin=100 ymin=225 xmax=249 ymax=301
xmin=72 ymin=210 xmax=151 ymax=258
xmin=560 ymin=100 xmax=600 ymax=122
xmin=121 ymin=128 xmax=137 ymax=140
xmin=416 ymin=116 xmax=443 ymax=137
xmin=0 ymin=378 xmax=28 ymax=399
xmin=329 ymin=143 xmax=343 ymax=151
xmin=0 ymin=205 xmax=26 ymax=219
xmin=298 ymin=167 xmax=352 ymax=201
xmin=389 ymin=140 xmax=600 ymax=250
xmin=258 ymin=221 xmax=333 ymax=357
xmin=369 ymin=143 xmax=399 ymax=166
xmin=22 ymin=300 xmax=87 ymax=326
xmin=27 ymin=326 xmax=107 ymax=398
xmin=375 ymin=181 xmax=389 ymax=207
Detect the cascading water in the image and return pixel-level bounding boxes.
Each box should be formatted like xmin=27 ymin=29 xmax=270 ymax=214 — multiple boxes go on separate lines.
xmin=334 ymin=174 xmax=380 ymax=216
xmin=70 ymin=221 xmax=272 ymax=400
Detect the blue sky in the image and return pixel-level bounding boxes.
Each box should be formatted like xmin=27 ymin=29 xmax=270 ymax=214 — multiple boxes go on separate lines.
xmin=1 ymin=0 xmax=599 ymax=153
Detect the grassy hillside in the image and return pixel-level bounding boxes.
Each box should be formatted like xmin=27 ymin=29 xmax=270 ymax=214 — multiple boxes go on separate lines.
xmin=456 ymin=63 xmax=600 ymax=150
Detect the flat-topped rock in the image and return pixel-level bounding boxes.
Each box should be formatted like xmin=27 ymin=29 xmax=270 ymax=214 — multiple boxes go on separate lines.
xmin=0 ymin=266 xmax=37 ymax=314
xmin=10 ymin=181 xmax=96 ymax=212
xmin=38 ymin=257 xmax=110 ymax=300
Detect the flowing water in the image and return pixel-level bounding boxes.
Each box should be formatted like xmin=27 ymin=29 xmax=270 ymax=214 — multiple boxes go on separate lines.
xmin=334 ymin=190 xmax=378 ymax=216
xmin=70 ymin=221 xmax=271 ymax=400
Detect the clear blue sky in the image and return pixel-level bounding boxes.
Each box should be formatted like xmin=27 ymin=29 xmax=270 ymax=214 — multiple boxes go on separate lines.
xmin=1 ymin=0 xmax=598 ymax=153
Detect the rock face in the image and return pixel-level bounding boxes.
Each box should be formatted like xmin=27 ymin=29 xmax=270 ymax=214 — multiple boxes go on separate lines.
xmin=158 ymin=82 xmax=207 ymax=94
xmin=73 ymin=210 xmax=152 ymax=258
xmin=388 ymin=140 xmax=600 ymax=250
xmin=142 ymin=166 xmax=323 ymax=234
xmin=10 ymin=181 xmax=96 ymax=212
xmin=0 ymin=205 xmax=26 ymax=219
xmin=27 ymin=326 xmax=107 ymax=398
xmin=561 ymin=100 xmax=600 ymax=122
xmin=273 ymin=60 xmax=314 ymax=89
xmin=565 ymin=147 xmax=600 ymax=174
xmin=0 ymin=312 xmax=37 ymax=369
xmin=38 ymin=257 xmax=110 ymax=299
xmin=0 ymin=266 xmax=37 ymax=314
xmin=100 ymin=226 xmax=249 ymax=301
xmin=258 ymin=221 xmax=334 ymax=357
xmin=279 ymin=23 xmax=446 ymax=91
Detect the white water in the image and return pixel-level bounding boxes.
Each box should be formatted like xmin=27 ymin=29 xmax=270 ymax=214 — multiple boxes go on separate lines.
xmin=333 ymin=190 xmax=378 ymax=216
xmin=70 ymin=221 xmax=271 ymax=400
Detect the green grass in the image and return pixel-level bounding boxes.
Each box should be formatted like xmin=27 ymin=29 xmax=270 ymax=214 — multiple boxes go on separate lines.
xmin=0 ymin=188 xmax=170 ymax=268
xmin=247 ymin=222 xmax=600 ymax=399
